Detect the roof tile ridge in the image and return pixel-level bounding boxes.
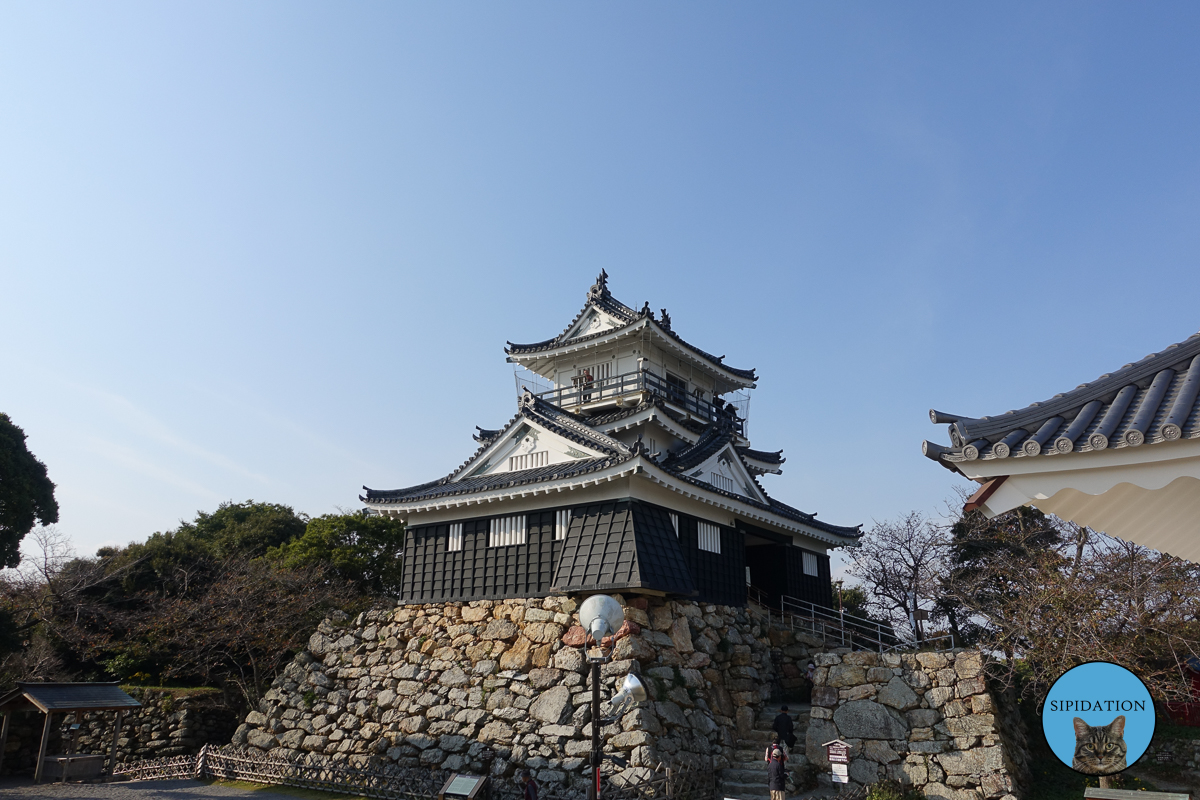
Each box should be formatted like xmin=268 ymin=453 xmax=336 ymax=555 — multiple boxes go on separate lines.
xmin=942 ymin=330 xmax=1200 ymax=442
xmin=362 ymin=453 xmax=634 ymax=504
xmin=647 ymin=319 xmax=758 ymax=381
xmin=648 ymin=460 xmax=861 ymax=538
xmin=524 ymin=394 xmax=631 ymax=455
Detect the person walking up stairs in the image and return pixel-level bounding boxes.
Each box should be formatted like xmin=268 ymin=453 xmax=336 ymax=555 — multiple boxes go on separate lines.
xmin=718 ymin=703 xmax=832 ymax=800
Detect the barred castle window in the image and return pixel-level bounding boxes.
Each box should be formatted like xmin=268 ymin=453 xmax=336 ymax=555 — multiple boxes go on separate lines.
xmin=448 ymin=522 xmax=463 ymax=552
xmin=489 ymin=515 xmax=527 ymax=547
xmin=698 ymin=521 xmax=721 ymax=554
xmin=802 ymin=551 xmax=819 ymax=576
xmin=555 ymin=509 xmax=570 ymax=541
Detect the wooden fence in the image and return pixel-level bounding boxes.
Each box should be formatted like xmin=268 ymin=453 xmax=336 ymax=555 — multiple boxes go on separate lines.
xmin=112 ymin=744 xmax=713 ymax=800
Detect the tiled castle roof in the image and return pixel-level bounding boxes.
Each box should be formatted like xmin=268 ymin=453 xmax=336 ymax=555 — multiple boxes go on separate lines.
xmin=925 ymin=330 xmax=1200 ymax=465
xmin=505 ymin=272 xmax=757 ymax=384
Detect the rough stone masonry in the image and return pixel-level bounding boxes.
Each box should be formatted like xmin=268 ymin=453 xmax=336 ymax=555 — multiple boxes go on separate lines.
xmin=805 ymin=649 xmax=1030 ymax=800
xmin=233 ymin=595 xmax=804 ymax=788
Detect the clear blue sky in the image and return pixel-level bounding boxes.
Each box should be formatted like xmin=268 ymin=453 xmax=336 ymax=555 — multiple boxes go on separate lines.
xmin=3 ymin=3 xmax=1199 ymax=561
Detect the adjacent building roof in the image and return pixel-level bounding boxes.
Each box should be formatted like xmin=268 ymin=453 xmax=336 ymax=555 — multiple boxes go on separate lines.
xmin=505 ymin=272 xmax=757 ymax=387
xmin=0 ymin=682 xmax=142 ymax=714
xmin=925 ymin=331 xmax=1200 ymax=466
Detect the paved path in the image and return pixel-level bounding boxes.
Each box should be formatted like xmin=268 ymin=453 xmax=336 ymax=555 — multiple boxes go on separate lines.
xmin=0 ymin=777 xmax=319 ymax=799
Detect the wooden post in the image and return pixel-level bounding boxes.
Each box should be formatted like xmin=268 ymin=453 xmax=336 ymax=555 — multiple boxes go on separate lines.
xmin=33 ymin=711 xmax=53 ymax=784
xmin=107 ymin=710 xmax=124 ymax=775
xmin=0 ymin=711 xmax=10 ymax=774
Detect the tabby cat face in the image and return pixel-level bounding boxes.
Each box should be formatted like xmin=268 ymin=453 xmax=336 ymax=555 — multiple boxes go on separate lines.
xmin=1071 ymin=715 xmax=1127 ymax=775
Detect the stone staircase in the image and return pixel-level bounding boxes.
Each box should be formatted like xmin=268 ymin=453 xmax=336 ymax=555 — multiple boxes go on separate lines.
xmin=719 ymin=703 xmax=830 ymax=800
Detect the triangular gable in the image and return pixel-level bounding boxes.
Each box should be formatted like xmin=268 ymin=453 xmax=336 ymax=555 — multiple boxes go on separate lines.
xmin=680 ymin=444 xmax=769 ymax=503
xmin=454 ymin=417 xmax=613 ymax=481
xmin=560 ymin=304 xmax=627 ymax=342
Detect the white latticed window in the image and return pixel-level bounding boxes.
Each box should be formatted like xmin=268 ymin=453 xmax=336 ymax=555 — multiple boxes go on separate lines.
xmin=669 ymin=512 xmax=679 ymax=537
xmin=448 ymin=523 xmax=463 ymax=552
xmin=802 ymin=551 xmax=819 ymax=576
xmin=555 ymin=509 xmax=571 ymax=541
xmin=698 ymin=521 xmax=721 ymax=554
xmin=489 ymin=515 xmax=527 ymax=547
xmin=709 ymin=472 xmax=735 ymax=494
xmin=509 ymin=451 xmax=549 ymax=472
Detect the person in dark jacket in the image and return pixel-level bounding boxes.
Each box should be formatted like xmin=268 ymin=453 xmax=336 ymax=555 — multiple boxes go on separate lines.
xmin=767 ymin=747 xmax=788 ymax=800
xmin=520 ymin=770 xmax=538 ymax=800
xmin=772 ymin=705 xmax=796 ymax=750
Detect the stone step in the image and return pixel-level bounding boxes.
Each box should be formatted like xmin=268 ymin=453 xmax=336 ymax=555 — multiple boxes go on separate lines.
xmin=719 ymin=780 xmax=771 ymax=800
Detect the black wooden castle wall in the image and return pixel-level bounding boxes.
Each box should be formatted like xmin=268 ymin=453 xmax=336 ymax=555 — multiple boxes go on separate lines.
xmin=398 ymin=501 xmax=823 ymax=609
xmin=672 ymin=514 xmax=746 ymax=607
xmin=401 ymin=510 xmax=561 ymax=603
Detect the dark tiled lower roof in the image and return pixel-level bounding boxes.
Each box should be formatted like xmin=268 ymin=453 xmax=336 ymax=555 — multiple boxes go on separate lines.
xmin=660 ymin=424 xmax=738 ymax=474
xmin=362 ymin=456 xmax=629 ymax=504
xmin=736 ymin=446 xmax=785 ymax=465
xmin=926 ymin=330 xmax=1200 ymax=464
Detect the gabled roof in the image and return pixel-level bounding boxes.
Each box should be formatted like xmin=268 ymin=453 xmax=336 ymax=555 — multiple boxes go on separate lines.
xmin=362 ymin=393 xmax=860 ymax=543
xmin=364 ymin=391 xmax=630 ymax=503
xmin=925 ymin=330 xmax=1200 ymax=465
xmin=0 ymin=682 xmax=141 ymax=714
xmin=363 ymin=456 xmax=629 ymax=505
xmin=505 ymin=272 xmax=757 ymax=387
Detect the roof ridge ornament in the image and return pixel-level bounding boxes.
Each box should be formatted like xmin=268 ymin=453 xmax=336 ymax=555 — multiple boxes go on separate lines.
xmin=660 ymin=308 xmax=672 ymax=331
xmin=587 ymin=269 xmax=610 ymax=301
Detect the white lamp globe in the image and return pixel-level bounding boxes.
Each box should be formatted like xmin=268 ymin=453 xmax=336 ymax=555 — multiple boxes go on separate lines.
xmin=578 ymin=594 xmax=625 ymax=643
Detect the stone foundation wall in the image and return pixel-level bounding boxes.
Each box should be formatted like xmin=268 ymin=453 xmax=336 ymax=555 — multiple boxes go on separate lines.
xmin=234 ymin=596 xmax=817 ymax=789
xmin=805 ymin=650 xmax=1030 ymax=800
xmin=0 ymin=688 xmax=239 ymax=775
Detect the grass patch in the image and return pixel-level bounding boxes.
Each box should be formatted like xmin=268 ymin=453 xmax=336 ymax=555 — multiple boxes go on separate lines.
xmin=208 ymin=779 xmax=361 ymax=800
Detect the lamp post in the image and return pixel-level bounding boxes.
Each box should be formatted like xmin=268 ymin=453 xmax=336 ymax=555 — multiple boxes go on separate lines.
xmin=577 ymin=594 xmax=625 ymax=800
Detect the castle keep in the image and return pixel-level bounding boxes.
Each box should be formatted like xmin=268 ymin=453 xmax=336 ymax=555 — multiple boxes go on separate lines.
xmin=362 ymin=273 xmax=861 ymax=608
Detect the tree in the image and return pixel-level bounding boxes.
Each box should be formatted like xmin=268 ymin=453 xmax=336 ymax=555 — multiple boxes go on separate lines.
xmin=941 ymin=511 xmax=1200 ymax=703
xmin=131 ymin=556 xmax=356 ymax=705
xmin=269 ymin=512 xmax=406 ymax=595
xmin=0 ymin=413 xmax=58 ymax=568
xmin=938 ymin=505 xmax=1063 ymax=648
xmin=846 ymin=511 xmax=949 ymax=643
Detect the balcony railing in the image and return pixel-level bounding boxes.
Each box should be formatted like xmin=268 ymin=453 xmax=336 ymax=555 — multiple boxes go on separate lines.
xmin=531 ymin=369 xmax=744 ymax=434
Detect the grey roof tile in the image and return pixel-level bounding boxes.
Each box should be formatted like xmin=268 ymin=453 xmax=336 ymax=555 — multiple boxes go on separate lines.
xmin=926 ymin=330 xmax=1200 ymax=464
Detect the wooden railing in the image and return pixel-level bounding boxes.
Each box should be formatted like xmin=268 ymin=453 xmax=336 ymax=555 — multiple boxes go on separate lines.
xmin=113 ymin=744 xmax=713 ymax=800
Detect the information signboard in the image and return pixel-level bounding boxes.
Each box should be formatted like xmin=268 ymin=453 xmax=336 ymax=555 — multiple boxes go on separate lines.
xmin=438 ymin=774 xmax=488 ymax=800
xmin=824 ymin=738 xmax=851 ymax=784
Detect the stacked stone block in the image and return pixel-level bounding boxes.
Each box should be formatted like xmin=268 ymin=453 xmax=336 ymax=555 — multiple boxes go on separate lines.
xmin=805 ymin=650 xmax=1029 ymax=800
xmin=233 ymin=596 xmax=781 ymax=787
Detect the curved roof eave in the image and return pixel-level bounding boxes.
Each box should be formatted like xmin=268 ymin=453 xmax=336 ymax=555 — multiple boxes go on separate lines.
xmin=507 ymin=318 xmax=757 ymax=388
xmin=925 ymin=329 xmax=1200 ymax=467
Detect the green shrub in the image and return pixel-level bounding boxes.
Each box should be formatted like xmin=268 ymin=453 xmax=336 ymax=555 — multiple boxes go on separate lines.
xmin=865 ymin=778 xmax=924 ymax=800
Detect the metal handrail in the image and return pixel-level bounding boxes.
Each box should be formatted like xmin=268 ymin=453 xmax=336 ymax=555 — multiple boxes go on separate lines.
xmin=532 ymin=369 xmax=745 ymax=434
xmin=757 ymin=592 xmax=955 ymax=653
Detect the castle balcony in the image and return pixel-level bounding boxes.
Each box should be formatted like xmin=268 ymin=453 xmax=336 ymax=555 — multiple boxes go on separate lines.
xmin=526 ymin=368 xmax=746 ymax=435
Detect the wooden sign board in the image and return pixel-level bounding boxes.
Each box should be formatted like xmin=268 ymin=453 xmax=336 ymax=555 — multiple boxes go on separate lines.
xmin=823 ymin=739 xmax=850 ymax=764
xmin=823 ymin=738 xmax=851 ymax=783
xmin=439 ymin=774 xmax=488 ymax=800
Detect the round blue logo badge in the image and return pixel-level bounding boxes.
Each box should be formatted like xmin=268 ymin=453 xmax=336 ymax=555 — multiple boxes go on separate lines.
xmin=1043 ymin=661 xmax=1155 ymax=775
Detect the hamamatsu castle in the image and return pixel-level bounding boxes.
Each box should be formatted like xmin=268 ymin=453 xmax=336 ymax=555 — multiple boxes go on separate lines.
xmin=362 ymin=273 xmax=860 ymax=608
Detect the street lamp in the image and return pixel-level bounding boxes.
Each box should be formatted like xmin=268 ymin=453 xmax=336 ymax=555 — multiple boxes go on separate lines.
xmin=577 ymin=594 xmax=640 ymax=800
